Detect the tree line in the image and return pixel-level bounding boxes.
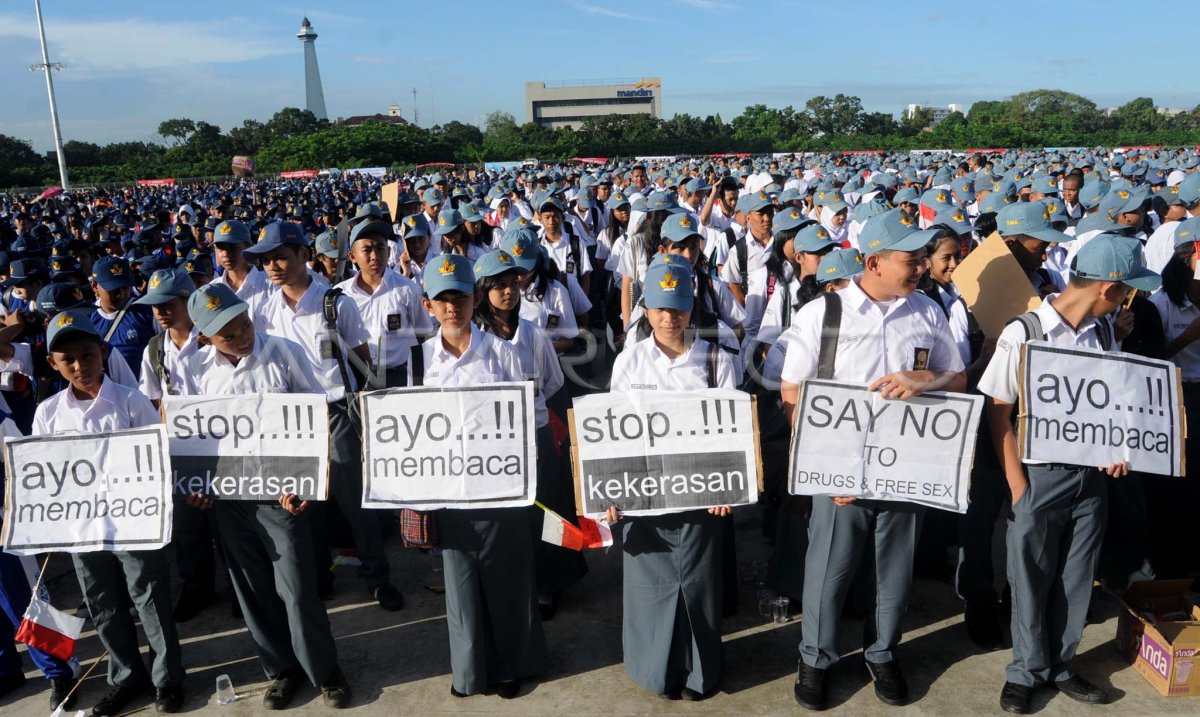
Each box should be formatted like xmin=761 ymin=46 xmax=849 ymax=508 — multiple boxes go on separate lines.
xmin=4 ymin=90 xmax=1200 ymax=189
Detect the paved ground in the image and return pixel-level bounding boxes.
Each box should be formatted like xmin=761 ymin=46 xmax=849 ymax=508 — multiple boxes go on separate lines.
xmin=2 ymin=509 xmax=1196 ymax=717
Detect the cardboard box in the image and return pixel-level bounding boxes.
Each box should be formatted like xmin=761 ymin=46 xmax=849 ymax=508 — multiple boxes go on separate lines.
xmin=1115 ymin=579 xmax=1200 ymax=697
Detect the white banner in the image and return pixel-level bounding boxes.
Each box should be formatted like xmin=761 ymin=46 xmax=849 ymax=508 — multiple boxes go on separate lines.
xmin=1019 ymin=342 xmax=1185 ymax=476
xmin=789 ymin=380 xmax=982 ymax=513
xmin=163 ymin=394 xmax=330 ymax=501
xmin=360 ymin=383 xmax=537 ymax=509
xmin=2 ymin=426 xmax=173 ymax=554
xmin=571 ymin=389 xmax=759 ymax=517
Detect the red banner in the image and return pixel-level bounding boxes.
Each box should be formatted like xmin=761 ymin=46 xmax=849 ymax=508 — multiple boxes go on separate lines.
xmin=707 ymin=153 xmax=752 ymax=159
xmin=279 ymin=170 xmax=318 ymax=179
xmin=1117 ymin=145 xmax=1161 ymax=152
xmin=965 ymin=148 xmax=1006 ymax=154
xmin=571 ymin=157 xmax=609 ymax=165
xmin=842 ymin=150 xmax=884 ymax=155
xmin=137 ymin=178 xmax=176 ymax=187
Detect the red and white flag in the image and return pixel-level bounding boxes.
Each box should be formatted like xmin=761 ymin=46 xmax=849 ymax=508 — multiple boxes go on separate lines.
xmin=538 ymin=502 xmax=613 ymax=551
xmin=577 ymin=515 xmax=613 ymax=549
xmin=15 ymin=597 xmax=84 ymax=661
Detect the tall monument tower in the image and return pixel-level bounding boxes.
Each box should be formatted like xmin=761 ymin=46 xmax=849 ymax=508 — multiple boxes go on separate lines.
xmin=297 ymin=17 xmax=328 ymax=120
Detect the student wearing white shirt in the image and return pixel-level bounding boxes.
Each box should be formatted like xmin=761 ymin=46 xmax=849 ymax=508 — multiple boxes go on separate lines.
xmin=720 ymin=191 xmax=776 ymax=307
xmin=34 ymin=311 xmax=185 ymax=716
xmin=749 ymin=218 xmax=836 ymax=354
xmin=396 ymin=213 xmax=434 ymax=285
xmin=979 ymin=234 xmax=1157 ymax=715
xmin=781 ymin=210 xmax=966 ymax=711
xmin=605 ymin=255 xmax=737 ymax=700
xmin=244 ymin=221 xmax=404 ymax=611
xmin=336 ymin=218 xmax=431 ymax=388
xmin=502 ymin=229 xmax=583 ymax=352
xmin=535 ymin=193 xmax=592 ymax=296
xmin=618 ymin=201 xmax=675 ymax=329
xmin=416 ymin=253 xmax=547 ymax=700
xmin=472 ymin=250 xmax=585 ymax=619
xmin=432 ymin=208 xmax=490 ymax=264
xmin=599 ymin=192 xmax=632 ymax=343
xmin=209 ymin=220 xmax=272 ymax=321
xmin=178 ymin=283 xmax=351 ymax=710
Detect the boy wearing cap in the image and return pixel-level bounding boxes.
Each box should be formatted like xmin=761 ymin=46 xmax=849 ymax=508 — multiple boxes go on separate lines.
xmin=179 ymin=283 xmax=351 ymax=710
xmin=416 ymin=253 xmax=547 ymax=699
xmin=244 ymin=221 xmax=403 ymax=610
xmin=34 ymin=310 xmax=185 ymax=715
xmin=980 ymin=234 xmax=1159 ymax=714
xmin=89 ymin=256 xmax=160 ymax=379
xmin=721 ymin=191 xmax=775 ymax=307
xmin=781 ymin=209 xmax=966 ymax=710
xmin=535 ymin=194 xmax=593 ymax=297
xmin=133 ymin=268 xmax=217 ymax=622
xmin=336 ymin=217 xmax=431 ymax=388
xmin=397 ymin=214 xmax=433 ymax=283
xmin=209 ymin=220 xmax=272 ymax=320
xmin=996 ymin=201 xmax=1074 ymax=296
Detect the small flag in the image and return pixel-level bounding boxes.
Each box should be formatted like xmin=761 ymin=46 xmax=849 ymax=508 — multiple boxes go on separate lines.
xmin=16 ymin=597 xmax=84 ymax=662
xmin=539 ymin=503 xmax=586 ymax=552
xmin=578 ymin=515 xmax=614 ymax=549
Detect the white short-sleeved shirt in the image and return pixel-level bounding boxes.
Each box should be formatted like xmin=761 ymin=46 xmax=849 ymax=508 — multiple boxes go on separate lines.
xmin=1144 ymin=220 xmax=1180 ymax=276
xmin=617 ymin=235 xmax=655 ymax=287
xmin=611 ymin=336 xmax=738 ymax=392
xmin=254 ymin=278 xmax=372 ymax=402
xmin=780 ymin=277 xmax=965 ymax=385
xmin=414 ymin=323 xmax=524 ymax=387
xmin=33 ymin=377 xmax=161 ymax=436
xmin=719 ymin=231 xmax=771 ymax=289
xmin=500 ymin=319 xmax=564 ymax=428
xmin=562 ymin=272 xmax=594 ymax=314
xmin=0 ymin=341 xmax=138 ymax=393
xmin=540 ymin=231 xmax=592 ymax=278
xmin=182 ymin=332 xmax=324 ymax=396
xmin=520 ymin=280 xmax=579 ymax=342
xmin=754 ymin=274 xmax=802 ymax=348
xmin=336 ymin=269 xmax=432 ymax=369
xmin=936 ymin=283 xmax=973 ymax=367
xmin=978 ymin=294 xmax=1110 ymax=404
xmin=1150 ymin=292 xmax=1200 ymax=382
xmin=209 ymin=266 xmax=273 ymax=321
xmin=138 ymin=328 xmax=203 ymax=400
xmin=624 ymin=320 xmax=744 ymax=380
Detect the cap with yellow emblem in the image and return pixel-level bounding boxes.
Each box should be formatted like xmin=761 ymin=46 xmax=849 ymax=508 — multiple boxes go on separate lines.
xmin=816 ymin=248 xmax=865 ymax=284
xmin=793 ymin=223 xmax=840 ymax=254
xmin=995 ymin=200 xmax=1073 ymax=244
xmin=134 ymin=268 xmax=194 ymax=306
xmin=661 ymin=213 xmax=704 ymax=244
xmin=772 ymin=206 xmax=810 ymax=234
xmin=1071 ymin=233 xmax=1160 ymax=292
xmin=642 ymin=254 xmax=695 ymax=312
xmin=857 ymin=208 xmax=929 ymax=255
xmin=423 ymin=253 xmax=475 ymax=298
xmin=473 ymin=250 xmax=521 ymax=279
xmin=46 ymin=309 xmax=101 ymax=352
xmin=187 ymin=283 xmax=249 ymax=338
xmin=213 ymin=220 xmax=251 ymax=245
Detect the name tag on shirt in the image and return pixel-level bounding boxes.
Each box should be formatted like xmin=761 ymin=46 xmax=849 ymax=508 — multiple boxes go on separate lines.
xmin=546 ymin=315 xmax=560 ymax=329
xmin=913 ymin=346 xmax=931 ymax=371
xmin=387 ymin=314 xmax=403 ymax=331
xmin=566 ymin=260 xmax=576 ymax=274
xmin=319 ymin=339 xmax=335 ymax=360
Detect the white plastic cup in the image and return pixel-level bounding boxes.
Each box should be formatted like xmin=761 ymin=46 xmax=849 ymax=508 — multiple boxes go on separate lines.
xmin=215 ymin=674 xmax=236 ymax=705
xmin=773 ymin=596 xmax=791 ymax=624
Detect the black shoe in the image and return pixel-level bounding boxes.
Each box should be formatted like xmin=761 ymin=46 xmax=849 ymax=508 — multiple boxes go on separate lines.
xmin=450 ymin=685 xmax=469 ymax=698
xmin=1054 ymin=675 xmax=1108 ymax=705
xmin=0 ymin=672 xmax=27 ymax=699
xmin=92 ymin=682 xmax=150 ymax=716
xmin=155 ymin=685 xmax=184 ymax=713
xmin=1000 ymin=682 xmax=1033 ymax=714
xmin=373 ymin=584 xmax=404 ymax=611
xmin=320 ymin=666 xmax=351 ymax=709
xmin=495 ymin=679 xmax=521 ymax=699
xmin=866 ymin=659 xmax=909 ymax=706
xmin=657 ymin=688 xmax=682 ymax=700
xmin=263 ymin=668 xmax=305 ymax=710
xmin=49 ymin=676 xmax=78 ymax=710
xmin=793 ymin=662 xmax=828 ymax=711
xmin=965 ymin=601 xmax=1004 ymax=650
xmin=172 ymin=590 xmax=213 ymax=623
xmin=681 ymin=686 xmax=715 ymax=701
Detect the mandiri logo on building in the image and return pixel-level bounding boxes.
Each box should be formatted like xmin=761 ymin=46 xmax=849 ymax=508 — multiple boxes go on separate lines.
xmin=618 ymin=79 xmax=660 ymax=98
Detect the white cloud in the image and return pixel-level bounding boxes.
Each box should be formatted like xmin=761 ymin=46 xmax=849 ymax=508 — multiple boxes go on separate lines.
xmin=677 ymin=0 xmax=735 ymax=11
xmin=0 ymin=13 xmax=292 ymax=79
xmin=570 ymin=3 xmax=652 ymax=22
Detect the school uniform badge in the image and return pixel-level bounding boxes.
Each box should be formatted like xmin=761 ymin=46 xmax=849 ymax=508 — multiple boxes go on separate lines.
xmin=913 ymin=347 xmax=931 ymax=370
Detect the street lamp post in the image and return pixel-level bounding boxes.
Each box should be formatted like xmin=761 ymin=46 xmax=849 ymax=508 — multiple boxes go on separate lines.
xmin=29 ymin=0 xmax=69 ymax=189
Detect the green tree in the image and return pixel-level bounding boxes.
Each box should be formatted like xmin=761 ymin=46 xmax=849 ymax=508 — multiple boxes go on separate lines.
xmin=859 ymin=112 xmax=897 ymax=135
xmin=805 ymin=94 xmax=863 ymax=135
xmin=157 ymin=118 xmax=196 ymax=146
xmin=265 ymin=108 xmax=327 ymax=142
xmin=227 ymin=119 xmax=267 ymax=155
xmin=1112 ymin=97 xmax=1160 ymax=134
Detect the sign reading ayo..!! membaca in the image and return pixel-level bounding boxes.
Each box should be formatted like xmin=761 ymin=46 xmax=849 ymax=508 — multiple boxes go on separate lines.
xmin=1019 ymin=342 xmax=1185 ymax=476
xmin=2 ymin=426 xmax=173 ymax=554
xmin=360 ymin=383 xmax=537 ymax=510
xmin=164 ymin=394 xmax=330 ymax=500
xmin=571 ymin=389 xmax=760 ymax=517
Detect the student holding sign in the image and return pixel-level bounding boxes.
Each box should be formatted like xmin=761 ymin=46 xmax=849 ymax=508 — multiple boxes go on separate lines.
xmin=779 ymin=209 xmax=966 ymax=710
xmin=178 ymin=283 xmax=351 ymax=710
xmin=472 ymin=249 xmax=585 ymax=619
xmin=605 ymin=254 xmax=738 ymax=701
xmin=416 ymin=253 xmax=547 ymax=699
xmin=979 ymin=233 xmax=1160 ymax=714
xmin=32 ymin=310 xmax=185 ymax=715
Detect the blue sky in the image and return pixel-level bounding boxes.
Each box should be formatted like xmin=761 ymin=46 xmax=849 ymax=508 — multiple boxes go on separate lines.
xmin=2 ymin=1 xmax=1196 ymax=152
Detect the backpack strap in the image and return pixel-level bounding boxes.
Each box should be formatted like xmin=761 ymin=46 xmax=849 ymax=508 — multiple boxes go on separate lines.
xmin=634 ymin=316 xmax=651 ymax=343
xmin=102 ymin=304 xmax=131 ymax=343
xmin=323 ymin=288 xmax=356 ymax=394
xmin=1010 ymin=311 xmax=1045 ymax=342
xmin=1096 ymin=316 xmax=1114 ymax=351
xmin=147 ymin=333 xmax=169 ymax=395
xmin=706 ymin=340 xmax=719 ymax=388
xmin=409 ymin=343 xmax=424 ymax=387
xmin=817 ymin=293 xmax=842 ymax=380
xmin=736 ymin=235 xmax=748 ymax=296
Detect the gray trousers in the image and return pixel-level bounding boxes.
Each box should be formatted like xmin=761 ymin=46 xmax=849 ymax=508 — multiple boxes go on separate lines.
xmin=310 ymin=398 xmax=390 ymax=589
xmin=172 ymin=495 xmax=217 ymax=596
xmin=956 ymin=461 xmax=1008 ymax=604
xmin=73 ymin=549 xmax=184 ymax=688
xmin=800 ymin=497 xmax=924 ymax=669
xmin=215 ymin=502 xmax=337 ymax=686
xmin=1006 ymin=464 xmax=1106 ymax=687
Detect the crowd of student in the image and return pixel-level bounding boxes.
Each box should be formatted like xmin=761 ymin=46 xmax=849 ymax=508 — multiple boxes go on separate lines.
xmin=0 ymin=145 xmax=1198 ymax=714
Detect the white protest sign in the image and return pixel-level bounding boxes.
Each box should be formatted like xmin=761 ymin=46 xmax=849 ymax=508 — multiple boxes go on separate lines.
xmin=1019 ymin=341 xmax=1185 ymax=476
xmin=163 ymin=394 xmax=330 ymax=501
xmin=571 ymin=389 xmax=759 ymax=517
xmin=2 ymin=426 xmax=173 ymax=554
xmin=360 ymin=383 xmax=537 ymax=509
xmin=789 ymin=380 xmax=982 ymax=513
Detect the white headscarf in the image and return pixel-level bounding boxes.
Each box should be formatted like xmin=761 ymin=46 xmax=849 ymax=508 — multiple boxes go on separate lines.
xmin=817 ymin=206 xmax=848 ymax=245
